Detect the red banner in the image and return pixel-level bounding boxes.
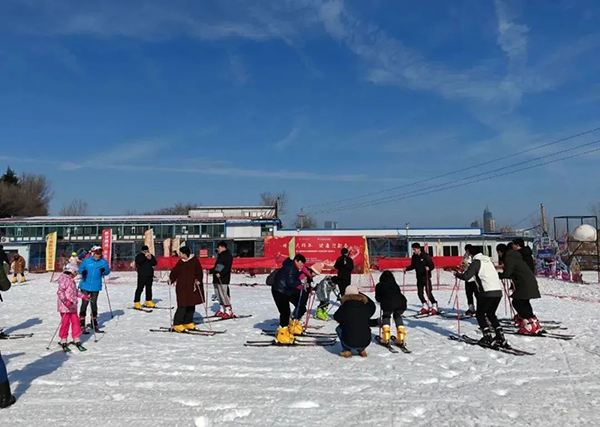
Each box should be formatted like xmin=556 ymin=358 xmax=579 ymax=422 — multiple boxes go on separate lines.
xmin=265 ymin=236 xmax=366 ymax=272
xmin=156 ymin=256 xmax=278 ymax=271
xmin=377 ymin=256 xmax=463 ymax=270
xmin=101 ymin=229 xmax=113 ymax=268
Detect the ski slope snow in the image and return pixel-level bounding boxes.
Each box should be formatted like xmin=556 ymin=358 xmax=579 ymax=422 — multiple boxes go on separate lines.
xmin=1 ymin=271 xmax=599 ymax=426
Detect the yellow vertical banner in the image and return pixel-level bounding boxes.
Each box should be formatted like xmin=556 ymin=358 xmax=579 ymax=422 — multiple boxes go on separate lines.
xmin=46 ymin=232 xmax=57 ymax=271
xmin=363 ymin=236 xmax=371 ymax=274
xmin=144 ymin=229 xmax=155 ymax=255
xmin=288 ymin=237 xmax=296 ymax=259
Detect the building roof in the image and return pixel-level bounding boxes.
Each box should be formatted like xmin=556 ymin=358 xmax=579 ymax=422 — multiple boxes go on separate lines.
xmin=275 ymin=227 xmax=483 ymax=238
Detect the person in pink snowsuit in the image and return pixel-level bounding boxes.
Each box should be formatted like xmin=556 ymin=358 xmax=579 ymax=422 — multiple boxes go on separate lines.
xmin=57 ymin=266 xmax=89 ymax=349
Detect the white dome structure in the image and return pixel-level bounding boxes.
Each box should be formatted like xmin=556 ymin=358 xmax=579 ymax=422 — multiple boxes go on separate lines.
xmin=572 ymin=224 xmax=598 ymax=242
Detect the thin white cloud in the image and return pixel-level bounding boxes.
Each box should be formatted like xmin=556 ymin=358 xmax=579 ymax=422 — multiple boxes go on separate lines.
xmin=274 ymin=126 xmax=301 ymax=151
xmin=494 ymin=0 xmax=529 ymax=68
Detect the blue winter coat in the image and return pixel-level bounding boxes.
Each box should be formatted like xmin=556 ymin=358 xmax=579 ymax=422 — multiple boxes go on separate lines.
xmin=78 ymin=257 xmax=110 ymax=292
xmin=272 ymin=258 xmax=301 ymax=296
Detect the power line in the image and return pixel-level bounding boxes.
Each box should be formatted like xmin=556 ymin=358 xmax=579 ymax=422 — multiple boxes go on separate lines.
xmin=308 ymin=145 xmax=600 ymax=215
xmin=302 ymin=125 xmax=600 ymax=211
xmin=309 ymin=137 xmax=600 ymax=215
xmin=510 ymin=209 xmax=540 ymax=229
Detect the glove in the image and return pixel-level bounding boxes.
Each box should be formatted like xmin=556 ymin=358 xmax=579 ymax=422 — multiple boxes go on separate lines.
xmin=81 ymin=270 xmax=88 ymax=280
xmin=81 ymin=294 xmax=91 ymax=301
xmin=64 ymin=299 xmax=73 ymax=308
xmin=100 ymin=268 xmax=106 ymax=274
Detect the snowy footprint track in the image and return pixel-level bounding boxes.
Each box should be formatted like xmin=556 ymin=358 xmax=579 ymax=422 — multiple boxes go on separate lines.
xmin=449 ymin=334 xmax=535 ymax=356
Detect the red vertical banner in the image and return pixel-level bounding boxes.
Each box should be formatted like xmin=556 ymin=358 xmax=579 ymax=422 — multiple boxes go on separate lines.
xmin=102 ymin=229 xmax=113 ymax=268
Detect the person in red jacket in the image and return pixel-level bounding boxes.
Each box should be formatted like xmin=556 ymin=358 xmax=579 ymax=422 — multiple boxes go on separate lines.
xmin=168 ymin=246 xmax=204 ymax=332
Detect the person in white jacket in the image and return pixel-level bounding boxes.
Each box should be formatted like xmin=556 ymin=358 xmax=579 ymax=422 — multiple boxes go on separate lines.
xmin=454 ymin=246 xmax=508 ymax=348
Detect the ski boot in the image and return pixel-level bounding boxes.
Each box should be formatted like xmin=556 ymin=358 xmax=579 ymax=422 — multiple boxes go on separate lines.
xmin=513 ymin=313 xmax=523 ymax=327
xmin=358 ymin=350 xmax=368 ymax=358
xmin=221 ymin=307 xmax=234 ymax=319
xmin=519 ymin=317 xmax=542 ymax=335
xmin=276 ymin=326 xmax=295 ymax=345
xmin=419 ymin=303 xmax=430 ymax=315
xmin=133 ymin=302 xmax=142 ymax=310
xmin=79 ymin=316 xmax=87 ymax=332
xmin=20 ymin=276 xmax=26 ymax=283
xmin=11 ymin=277 xmax=17 ymax=284
xmin=493 ymin=327 xmax=509 ymax=348
xmin=429 ymin=303 xmax=439 ymax=315
xmin=0 ymin=380 xmax=16 ymax=409
xmin=214 ymin=309 xmax=225 ymax=318
xmin=339 ymin=351 xmax=352 ymax=358
xmin=91 ymin=317 xmax=103 ymax=333
xmin=183 ymin=323 xmax=196 ymax=331
xmin=478 ymin=328 xmax=495 ymax=347
xmin=465 ymin=304 xmax=476 ymax=317
xmin=144 ymin=301 xmax=156 ymax=308
xmin=172 ymin=324 xmax=186 ymax=333
xmin=396 ymin=326 xmax=406 ymax=346
xmin=289 ymin=319 xmax=305 ymax=336
xmin=316 ymin=307 xmax=330 ymax=321
xmin=380 ymin=325 xmax=391 ymax=345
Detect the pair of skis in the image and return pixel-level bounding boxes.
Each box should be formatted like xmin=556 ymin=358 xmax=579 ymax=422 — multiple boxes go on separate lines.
xmin=0 ymin=332 xmax=33 ymax=340
xmin=246 ymin=328 xmax=337 ymax=347
xmin=502 ymin=329 xmax=574 ymax=341
xmin=149 ymin=326 xmax=226 ymax=336
xmin=450 ymin=334 xmax=535 ymax=356
xmin=60 ymin=342 xmax=87 ymax=353
xmin=130 ymin=306 xmax=173 ymax=314
xmin=203 ymin=314 xmax=253 ymax=324
xmin=375 ymin=336 xmax=412 ymax=354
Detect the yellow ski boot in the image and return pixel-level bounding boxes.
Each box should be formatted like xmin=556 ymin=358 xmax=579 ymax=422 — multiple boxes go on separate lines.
xmin=276 ymin=326 xmax=295 ymax=345
xmin=133 ymin=302 xmax=142 ymax=310
xmin=381 ymin=325 xmax=391 ymax=345
xmin=289 ymin=319 xmax=305 ymax=336
xmin=144 ymin=301 xmax=156 ymax=308
xmin=172 ymin=325 xmax=186 ymax=333
xmin=183 ymin=323 xmax=196 ymax=330
xmin=396 ymin=326 xmax=407 ymax=346
xmin=12 ymin=277 xmax=17 ymax=284
xmin=20 ymin=275 xmax=26 ymax=283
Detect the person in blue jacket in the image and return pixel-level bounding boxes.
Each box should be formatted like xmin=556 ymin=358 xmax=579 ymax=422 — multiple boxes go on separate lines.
xmin=78 ymin=246 xmax=110 ymax=333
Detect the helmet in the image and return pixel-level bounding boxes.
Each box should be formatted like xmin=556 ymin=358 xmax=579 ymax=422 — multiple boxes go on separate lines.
xmin=72 ymin=252 xmax=78 ymax=256
xmin=90 ymin=246 xmax=103 ymax=254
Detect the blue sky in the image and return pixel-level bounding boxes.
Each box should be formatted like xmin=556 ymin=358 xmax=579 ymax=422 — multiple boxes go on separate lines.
xmin=0 ymin=0 xmax=599 ymax=228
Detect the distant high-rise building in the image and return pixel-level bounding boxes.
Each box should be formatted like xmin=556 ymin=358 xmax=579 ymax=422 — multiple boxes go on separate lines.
xmin=471 ymin=220 xmax=481 ymax=229
xmin=324 ymin=221 xmax=338 ymax=230
xmin=483 ymin=206 xmax=496 ymax=232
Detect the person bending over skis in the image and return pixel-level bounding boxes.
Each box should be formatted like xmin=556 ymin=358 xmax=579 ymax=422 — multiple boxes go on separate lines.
xmin=271 ymin=254 xmax=306 ymax=344
xmin=375 ymin=270 xmax=408 ymax=346
xmin=454 ymin=246 xmax=508 ymax=348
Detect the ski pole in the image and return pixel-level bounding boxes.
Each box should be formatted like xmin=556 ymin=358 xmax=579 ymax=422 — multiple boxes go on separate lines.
xmin=200 ymin=280 xmax=212 ymax=331
xmin=304 ymin=291 xmax=316 ymax=328
xmin=168 ymin=280 xmax=173 ymax=329
xmin=46 ymin=321 xmax=61 ymax=350
xmin=102 ymin=276 xmax=114 ymax=318
xmin=294 ymin=287 xmax=304 ymax=320
xmin=378 ymin=307 xmax=382 ymax=340
xmin=448 ymin=276 xmax=459 ymax=305
xmin=402 ymin=271 xmax=406 ymax=295
xmin=455 ymin=285 xmax=461 ymax=336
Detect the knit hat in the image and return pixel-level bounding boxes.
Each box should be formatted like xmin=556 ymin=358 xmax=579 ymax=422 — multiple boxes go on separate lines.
xmin=309 ymin=262 xmax=324 ymax=276
xmin=345 ymin=285 xmax=359 ymax=295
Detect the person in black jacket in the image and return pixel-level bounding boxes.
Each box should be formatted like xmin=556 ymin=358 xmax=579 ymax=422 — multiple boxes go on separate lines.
xmin=499 ymin=248 xmax=542 ymax=335
xmin=0 ymin=352 xmax=15 ymax=409
xmin=271 ymin=255 xmax=306 ymax=344
xmin=0 ymin=245 xmax=9 ymax=276
xmin=334 ymin=248 xmax=354 ymax=296
xmin=334 ymin=285 xmax=376 ymax=358
xmin=512 ymin=238 xmax=535 ymax=273
xmin=375 ymin=271 xmax=408 ymax=346
xmin=210 ymin=241 xmax=234 ymax=319
xmin=133 ymin=245 xmax=158 ymax=309
xmin=403 ymin=243 xmax=438 ymax=314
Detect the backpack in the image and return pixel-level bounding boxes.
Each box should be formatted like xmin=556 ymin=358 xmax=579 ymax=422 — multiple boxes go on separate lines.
xmin=266 ymin=269 xmax=280 ymax=286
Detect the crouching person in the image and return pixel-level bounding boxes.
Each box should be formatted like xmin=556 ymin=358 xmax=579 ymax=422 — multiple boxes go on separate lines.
xmin=334 ymin=285 xmax=376 ymax=358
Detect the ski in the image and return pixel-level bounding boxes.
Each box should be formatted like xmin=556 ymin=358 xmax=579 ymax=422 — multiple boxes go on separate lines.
xmin=0 ymin=332 xmax=34 ymax=340
xmin=500 ymin=318 xmax=561 ymax=325
xmin=129 ymin=307 xmax=153 ymax=313
xmin=439 ymin=312 xmax=472 ymax=321
xmin=391 ymin=336 xmax=412 ymax=354
xmin=158 ymin=326 xmax=227 ymax=334
xmin=146 ymin=306 xmax=173 ymax=310
xmin=503 ymin=330 xmax=574 ymax=340
xmin=149 ymin=328 xmax=218 ymax=336
xmin=260 ymin=332 xmax=335 ymax=342
xmin=374 ymin=336 xmax=399 ymax=353
xmin=70 ymin=342 xmax=87 ymax=352
xmin=261 ymin=329 xmax=336 ymax=338
xmin=244 ymin=339 xmax=337 ymax=347
xmin=204 ymin=314 xmax=253 ymax=323
xmin=499 ymin=320 xmax=566 ymax=330
xmin=60 ymin=343 xmax=72 ymax=353
xmin=405 ymin=311 xmax=444 ymax=319
xmin=449 ymin=334 xmax=535 ymax=356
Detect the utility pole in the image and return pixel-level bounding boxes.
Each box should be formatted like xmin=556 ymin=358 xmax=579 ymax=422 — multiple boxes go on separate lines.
xmin=541 ymin=203 xmax=548 ymax=236
xmin=298 ymin=211 xmax=306 ymax=230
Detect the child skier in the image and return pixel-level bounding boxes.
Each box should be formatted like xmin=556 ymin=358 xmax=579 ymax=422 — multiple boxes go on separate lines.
xmin=375 ymin=270 xmax=408 ymax=346
xmin=462 ymin=245 xmax=478 ymax=316
xmin=78 ymin=246 xmax=111 ymax=333
xmin=454 ymin=247 xmax=508 ymax=347
xmin=57 ymin=265 xmax=90 ymax=351
xmin=314 ymin=275 xmax=340 ymax=321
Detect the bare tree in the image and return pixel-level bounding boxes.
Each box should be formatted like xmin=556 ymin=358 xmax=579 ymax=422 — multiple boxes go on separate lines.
xmin=0 ymin=171 xmax=53 ymax=218
xmin=293 ymin=212 xmax=317 ymax=229
xmin=589 ymin=202 xmax=600 ymax=219
xmin=260 ymin=191 xmax=287 ymax=215
xmin=146 ymin=202 xmax=198 ymax=215
xmin=60 ymin=199 xmax=89 ymax=216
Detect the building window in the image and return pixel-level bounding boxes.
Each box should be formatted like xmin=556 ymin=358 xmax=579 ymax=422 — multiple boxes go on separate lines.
xmin=443 ymin=246 xmax=459 ymax=257
xmin=16 ymin=228 xmax=22 ymax=237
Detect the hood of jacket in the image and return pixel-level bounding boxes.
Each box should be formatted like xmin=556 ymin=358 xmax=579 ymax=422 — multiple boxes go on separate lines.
xmin=341 ymin=293 xmax=368 ymax=305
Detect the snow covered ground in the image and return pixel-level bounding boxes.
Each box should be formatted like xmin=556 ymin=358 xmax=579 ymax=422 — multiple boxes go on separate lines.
xmin=1 ymin=270 xmax=600 ymax=426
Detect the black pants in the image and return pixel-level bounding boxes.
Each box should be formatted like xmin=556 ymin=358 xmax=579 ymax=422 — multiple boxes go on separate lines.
xmin=134 ymin=276 xmax=153 ymax=303
xmin=512 ymin=299 xmax=534 ymax=319
xmin=382 ymin=309 xmax=404 ymax=327
xmin=417 ymin=276 xmax=437 ymax=304
xmin=173 ymin=306 xmax=195 ymax=326
xmin=465 ymin=281 xmax=479 ymax=306
xmin=338 ymin=279 xmax=350 ymax=296
xmin=476 ymin=296 xmax=501 ymax=330
xmin=272 ymin=289 xmax=308 ymax=327
xmin=79 ymin=291 xmax=99 ymax=317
